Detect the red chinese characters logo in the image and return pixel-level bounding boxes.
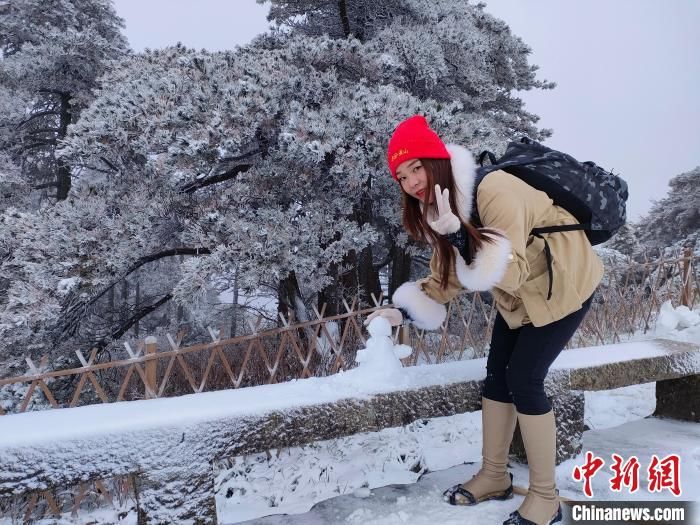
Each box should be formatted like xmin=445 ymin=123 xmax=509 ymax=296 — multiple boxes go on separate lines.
xmin=648 ymin=454 xmax=681 ymax=497
xmin=573 ymin=452 xmax=682 ymax=498
xmin=572 ymin=451 xmax=605 ymax=497
xmin=610 ymin=454 xmax=640 ymax=493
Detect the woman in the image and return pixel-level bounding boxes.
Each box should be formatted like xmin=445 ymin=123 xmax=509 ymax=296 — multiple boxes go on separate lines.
xmin=370 ymin=115 xmax=603 ymax=525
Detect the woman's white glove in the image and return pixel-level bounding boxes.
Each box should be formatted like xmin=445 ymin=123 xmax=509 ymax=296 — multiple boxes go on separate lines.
xmin=428 ymin=184 xmax=461 ymax=235
xmin=364 ymin=308 xmax=404 ymax=327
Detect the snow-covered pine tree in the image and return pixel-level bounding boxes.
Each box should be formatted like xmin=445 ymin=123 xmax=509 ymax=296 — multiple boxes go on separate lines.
xmin=0 ymin=0 xmax=128 ymax=202
xmin=596 ymin=167 xmax=699 ymax=311
xmin=262 ymin=0 xmax=554 ymax=136
xmin=637 ymin=166 xmax=700 ymax=254
xmin=0 ymin=152 xmax=27 ymax=211
xmin=55 ymin=41 xmax=394 ymax=338
xmin=261 ymin=0 xmax=414 ymax=41
xmin=260 ymin=0 xmax=555 ymax=306
xmin=0 ymin=0 xmax=554 ymax=364
xmin=601 ymin=223 xmax=643 ymax=257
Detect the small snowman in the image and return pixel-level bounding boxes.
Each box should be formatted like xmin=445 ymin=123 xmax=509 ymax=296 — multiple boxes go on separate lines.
xmin=355 ymin=316 xmax=413 ymax=383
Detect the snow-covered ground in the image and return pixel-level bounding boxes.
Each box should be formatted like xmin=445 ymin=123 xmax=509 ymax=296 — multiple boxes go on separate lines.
xmin=1 ymin=303 xmax=698 ymax=525
xmin=235 ymin=401 xmax=700 ymax=525
xmin=218 ymin=384 xmax=700 ymax=525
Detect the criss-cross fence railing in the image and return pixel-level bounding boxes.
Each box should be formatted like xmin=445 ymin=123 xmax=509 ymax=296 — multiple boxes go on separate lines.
xmin=0 ymin=251 xmax=697 ymax=417
xmin=0 ymin=476 xmax=137 ymax=525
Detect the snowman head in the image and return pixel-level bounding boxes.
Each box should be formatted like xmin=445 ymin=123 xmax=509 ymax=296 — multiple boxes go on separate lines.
xmin=367 ymin=316 xmax=393 ymax=338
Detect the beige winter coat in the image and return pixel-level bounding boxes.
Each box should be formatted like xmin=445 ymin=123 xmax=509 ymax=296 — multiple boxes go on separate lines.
xmin=392 ymin=144 xmax=604 ymax=330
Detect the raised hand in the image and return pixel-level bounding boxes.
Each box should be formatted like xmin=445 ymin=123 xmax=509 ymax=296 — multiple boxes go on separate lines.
xmin=429 ymin=184 xmax=461 ymax=234
xmin=364 ymin=308 xmax=404 ymax=327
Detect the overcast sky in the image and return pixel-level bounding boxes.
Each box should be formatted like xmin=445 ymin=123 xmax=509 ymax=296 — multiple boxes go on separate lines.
xmin=112 ymin=0 xmax=700 ymax=221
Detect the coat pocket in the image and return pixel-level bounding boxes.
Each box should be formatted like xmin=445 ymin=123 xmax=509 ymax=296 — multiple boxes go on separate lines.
xmin=519 ymin=261 xmax=583 ymax=326
xmin=491 ymin=288 xmax=520 ymax=312
xmin=525 ymin=236 xmax=550 ymax=280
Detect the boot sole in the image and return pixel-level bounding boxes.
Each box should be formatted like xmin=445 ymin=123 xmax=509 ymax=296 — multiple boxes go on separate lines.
xmin=444 ymin=483 xmax=513 ymax=506
xmin=504 ymin=504 xmax=562 ymax=525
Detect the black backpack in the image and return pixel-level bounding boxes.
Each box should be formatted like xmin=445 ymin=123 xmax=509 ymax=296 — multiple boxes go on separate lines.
xmin=473 ymin=138 xmax=629 ymax=298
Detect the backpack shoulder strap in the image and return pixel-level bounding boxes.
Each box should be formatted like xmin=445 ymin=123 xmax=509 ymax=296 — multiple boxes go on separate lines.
xmin=471 ymin=151 xmax=501 ymax=227
xmin=531 ymin=224 xmax=590 ymax=235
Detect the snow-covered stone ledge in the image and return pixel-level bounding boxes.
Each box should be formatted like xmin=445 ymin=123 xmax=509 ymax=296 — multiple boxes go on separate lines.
xmin=0 ymin=338 xmax=697 ymax=524
xmin=552 ymin=338 xmax=700 ymax=391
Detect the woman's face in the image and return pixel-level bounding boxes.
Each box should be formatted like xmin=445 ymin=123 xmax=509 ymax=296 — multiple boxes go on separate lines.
xmin=396 ymin=159 xmax=434 ymax=204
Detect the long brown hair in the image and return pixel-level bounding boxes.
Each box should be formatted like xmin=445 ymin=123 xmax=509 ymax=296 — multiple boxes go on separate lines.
xmin=401 ymin=158 xmax=502 ymax=289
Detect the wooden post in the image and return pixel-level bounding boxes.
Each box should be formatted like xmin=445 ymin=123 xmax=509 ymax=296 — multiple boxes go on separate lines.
xmin=144 ymin=336 xmax=158 ymax=399
xmin=398 ymin=325 xmax=410 ymax=345
xmin=680 ymin=247 xmax=692 ymax=307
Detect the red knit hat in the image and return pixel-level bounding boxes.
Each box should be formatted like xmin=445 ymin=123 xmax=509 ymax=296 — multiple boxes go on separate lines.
xmin=387 ymin=115 xmax=451 ymax=180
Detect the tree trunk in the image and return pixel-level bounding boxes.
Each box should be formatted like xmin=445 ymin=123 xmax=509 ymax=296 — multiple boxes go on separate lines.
xmin=56 ymin=163 xmax=71 ymax=201
xmin=389 ymin=244 xmax=412 ymax=298
xmin=122 ymin=278 xmax=128 ymax=305
xmin=177 ymin=255 xmax=184 ymax=326
xmin=122 ymin=279 xmax=129 ymax=335
xmin=319 ymin=248 xmax=359 ymax=317
xmin=278 ymin=271 xmax=308 ymax=323
xmin=349 ymin=174 xmax=378 ymax=307
xmin=107 ymin=285 xmax=115 ymax=324
xmin=230 ymin=264 xmax=239 ymax=338
xmin=56 ymin=93 xmax=72 ymax=200
xmin=358 ymin=245 xmax=381 ymax=306
xmin=318 ymin=263 xmax=340 ymax=317
xmin=134 ymin=273 xmax=140 ymax=337
xmin=337 ymin=0 xmax=352 ymax=38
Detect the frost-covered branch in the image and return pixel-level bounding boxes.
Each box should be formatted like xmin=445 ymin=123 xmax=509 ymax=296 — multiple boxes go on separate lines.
xmin=32 ymin=181 xmax=58 ymax=190
xmin=26 ymin=126 xmax=60 ymax=133
xmin=16 ymin=110 xmax=61 ymax=127
xmin=180 ymin=164 xmax=254 ymax=194
xmin=101 ymin=293 xmax=173 ymax=347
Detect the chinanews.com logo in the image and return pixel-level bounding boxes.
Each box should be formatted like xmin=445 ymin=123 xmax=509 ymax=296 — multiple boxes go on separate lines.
xmin=566 ymin=451 xmax=694 ymax=523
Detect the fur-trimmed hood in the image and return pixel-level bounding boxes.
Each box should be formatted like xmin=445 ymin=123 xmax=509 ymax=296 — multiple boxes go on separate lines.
xmin=421 ymin=143 xmax=477 ymax=225
xmin=446 ymin=143 xmax=478 ymax=224
xmin=425 ymin=144 xmax=512 ymax=292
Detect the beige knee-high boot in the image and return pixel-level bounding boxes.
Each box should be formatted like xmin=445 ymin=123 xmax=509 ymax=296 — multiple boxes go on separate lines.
xmin=444 ymin=397 xmax=517 ymax=505
xmin=509 ymin=410 xmax=561 ymax=525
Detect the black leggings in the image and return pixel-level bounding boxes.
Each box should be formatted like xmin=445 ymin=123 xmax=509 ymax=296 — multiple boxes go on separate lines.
xmin=483 ymin=294 xmax=594 ymax=415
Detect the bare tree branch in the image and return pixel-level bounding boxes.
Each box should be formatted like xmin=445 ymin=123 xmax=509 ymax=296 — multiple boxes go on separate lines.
xmin=99 ymin=156 xmax=119 ymax=173
xmin=98 ymin=293 xmax=173 ymax=348
xmin=37 ymin=88 xmax=70 ymax=97
xmin=179 ymin=149 xmax=261 ymax=193
xmin=33 ymin=181 xmax=59 ymax=190
xmin=180 ymin=165 xmax=251 ymax=193
xmin=17 ymin=110 xmax=61 ymax=128
xmin=123 ymin=248 xmax=212 ymax=276
xmin=26 ymin=128 xmax=60 ymax=135
xmin=23 ymin=140 xmax=57 ymax=150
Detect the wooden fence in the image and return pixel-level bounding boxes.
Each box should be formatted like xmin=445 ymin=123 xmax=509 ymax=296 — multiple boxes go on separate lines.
xmin=0 ymin=251 xmax=697 ymax=416
xmin=0 ymin=476 xmax=136 ymax=524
